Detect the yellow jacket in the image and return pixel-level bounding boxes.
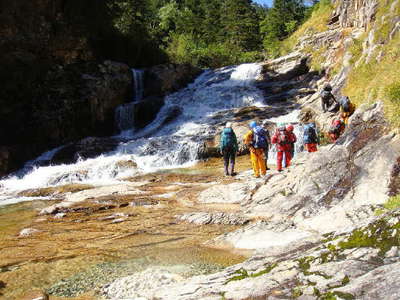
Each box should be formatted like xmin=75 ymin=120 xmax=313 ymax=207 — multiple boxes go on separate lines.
xmin=243 ymin=130 xmax=254 ymax=146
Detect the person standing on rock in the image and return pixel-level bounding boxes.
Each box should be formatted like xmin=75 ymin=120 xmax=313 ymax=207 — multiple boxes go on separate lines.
xmin=261 ymin=120 xmax=272 ymax=170
xmin=286 ymin=124 xmax=297 ymax=159
xmin=303 ymin=122 xmax=319 ymax=152
xmin=272 ymin=124 xmax=292 ymax=172
xmin=219 ymin=122 xmax=238 ymax=176
xmin=244 ymin=121 xmax=267 ymax=178
xmin=320 ymin=83 xmax=339 ymax=113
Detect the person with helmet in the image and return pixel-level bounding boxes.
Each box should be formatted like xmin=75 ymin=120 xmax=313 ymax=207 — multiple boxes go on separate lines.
xmin=271 ymin=123 xmax=292 ymax=172
xmin=286 ymin=124 xmax=297 ymax=159
xmin=303 ymin=122 xmax=319 ymax=152
xmin=243 ymin=121 xmax=267 ymax=178
xmin=328 ymin=118 xmax=345 ymax=143
xmin=219 ymin=122 xmax=238 ymax=176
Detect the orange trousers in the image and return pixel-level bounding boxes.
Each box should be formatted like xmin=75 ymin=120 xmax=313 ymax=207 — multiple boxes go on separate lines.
xmin=250 ymin=148 xmax=266 ymax=177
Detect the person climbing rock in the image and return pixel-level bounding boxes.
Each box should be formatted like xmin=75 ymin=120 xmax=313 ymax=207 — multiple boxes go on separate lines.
xmin=271 ymin=123 xmax=292 ymax=172
xmin=244 ymin=121 xmax=267 ymax=178
xmin=286 ymin=124 xmax=297 ymax=159
xmin=338 ymin=96 xmax=355 ymax=125
xmin=219 ymin=122 xmax=238 ymax=176
xmin=328 ymin=118 xmax=345 ymax=143
xmin=261 ymin=120 xmax=272 ymax=170
xmin=320 ymin=83 xmax=339 ymax=113
xmin=303 ymin=122 xmax=319 ymax=152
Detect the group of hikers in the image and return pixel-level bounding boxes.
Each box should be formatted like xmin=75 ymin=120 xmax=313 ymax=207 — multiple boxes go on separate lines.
xmin=219 ymin=83 xmax=356 ymax=177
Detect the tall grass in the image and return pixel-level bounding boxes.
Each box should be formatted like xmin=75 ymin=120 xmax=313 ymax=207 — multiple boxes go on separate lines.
xmin=343 ymin=0 xmax=400 ymax=127
xmin=280 ymin=0 xmax=333 ymax=54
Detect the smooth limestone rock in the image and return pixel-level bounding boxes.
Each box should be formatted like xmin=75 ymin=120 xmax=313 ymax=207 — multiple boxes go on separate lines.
xmin=209 ymin=221 xmax=319 ymax=251
xmin=39 ymin=182 xmax=147 ymax=215
xmin=102 ymin=267 xmax=184 ymax=299
xmin=177 ymin=212 xmax=250 ymax=225
xmin=19 ymin=228 xmax=40 ymax=237
xmin=131 ymin=102 xmax=400 ymax=300
xmin=198 ymin=181 xmax=258 ymax=204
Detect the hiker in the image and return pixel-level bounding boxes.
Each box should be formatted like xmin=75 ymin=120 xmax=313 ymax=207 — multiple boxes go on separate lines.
xmin=286 ymin=124 xmax=297 ymax=159
xmin=320 ymin=83 xmax=339 ymax=113
xmin=271 ymin=123 xmax=292 ymax=172
xmin=303 ymin=122 xmax=319 ymax=152
xmin=338 ymin=96 xmax=355 ymax=125
xmin=244 ymin=121 xmax=267 ymax=178
xmin=261 ymin=120 xmax=272 ymax=170
xmin=219 ymin=122 xmax=238 ymax=176
xmin=328 ymin=118 xmax=345 ymax=143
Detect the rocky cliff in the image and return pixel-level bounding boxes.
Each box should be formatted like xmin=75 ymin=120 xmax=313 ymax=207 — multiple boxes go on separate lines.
xmin=0 ymin=0 xmax=202 ymax=176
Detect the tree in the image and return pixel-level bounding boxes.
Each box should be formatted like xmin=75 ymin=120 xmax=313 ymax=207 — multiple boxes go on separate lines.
xmin=260 ymin=0 xmax=306 ymax=56
xmin=221 ymin=0 xmax=261 ymax=51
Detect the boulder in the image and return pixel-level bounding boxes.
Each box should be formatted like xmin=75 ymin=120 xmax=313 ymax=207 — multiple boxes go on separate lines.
xmin=144 ymin=64 xmax=202 ymax=97
xmin=133 ymin=96 xmax=165 ymax=129
xmin=261 ymin=52 xmax=310 ymax=82
xmin=51 ymin=137 xmax=120 ymax=165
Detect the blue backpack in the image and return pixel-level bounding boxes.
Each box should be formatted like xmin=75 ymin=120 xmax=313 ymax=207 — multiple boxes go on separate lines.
xmin=253 ymin=126 xmax=268 ymax=149
xmin=303 ymin=124 xmax=317 ymax=144
xmin=221 ymin=128 xmax=235 ymax=150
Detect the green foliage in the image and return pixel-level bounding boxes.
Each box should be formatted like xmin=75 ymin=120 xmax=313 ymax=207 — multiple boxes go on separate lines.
xmin=385 ymin=83 xmax=400 ymax=104
xmin=376 ymin=194 xmax=400 ymax=215
xmin=225 ymin=263 xmax=278 ymax=284
xmin=338 ymin=218 xmax=400 ymax=256
xmin=291 ymin=287 xmax=303 ymax=298
xmin=260 ymin=0 xmax=307 ymax=58
xmin=348 ymin=37 xmax=364 ymax=64
xmin=281 ymin=0 xmax=333 ymax=55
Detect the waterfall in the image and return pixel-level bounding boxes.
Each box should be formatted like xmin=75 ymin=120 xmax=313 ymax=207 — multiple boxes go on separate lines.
xmin=0 ymin=63 xmax=273 ymax=200
xmin=132 ymin=69 xmax=144 ymax=102
xmin=115 ymin=103 xmax=135 ymax=132
xmin=114 ymin=69 xmax=145 ymax=134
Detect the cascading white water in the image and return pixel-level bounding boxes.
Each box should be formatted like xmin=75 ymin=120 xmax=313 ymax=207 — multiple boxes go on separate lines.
xmin=114 ymin=69 xmax=145 ymax=133
xmin=132 ymin=69 xmax=144 ymax=102
xmin=0 ymin=63 xmax=274 ymax=202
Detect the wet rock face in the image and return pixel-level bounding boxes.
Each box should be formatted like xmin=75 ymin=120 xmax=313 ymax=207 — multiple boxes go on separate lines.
xmin=51 ymin=137 xmax=120 ymax=165
xmin=133 ymin=96 xmax=165 ymax=129
xmin=0 ymin=0 xmax=137 ymax=176
xmin=0 ymin=60 xmax=131 ymax=176
xmin=144 ymin=64 xmax=202 ymax=97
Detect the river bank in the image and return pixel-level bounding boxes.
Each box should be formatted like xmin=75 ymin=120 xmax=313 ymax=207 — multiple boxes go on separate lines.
xmin=0 ymin=157 xmax=260 ymax=300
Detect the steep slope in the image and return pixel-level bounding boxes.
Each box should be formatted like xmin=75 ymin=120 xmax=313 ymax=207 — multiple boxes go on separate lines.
xmin=288 ymin=0 xmax=400 ymax=127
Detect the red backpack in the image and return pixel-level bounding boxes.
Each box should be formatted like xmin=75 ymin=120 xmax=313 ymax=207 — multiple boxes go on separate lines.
xmin=277 ymin=128 xmax=289 ymax=145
